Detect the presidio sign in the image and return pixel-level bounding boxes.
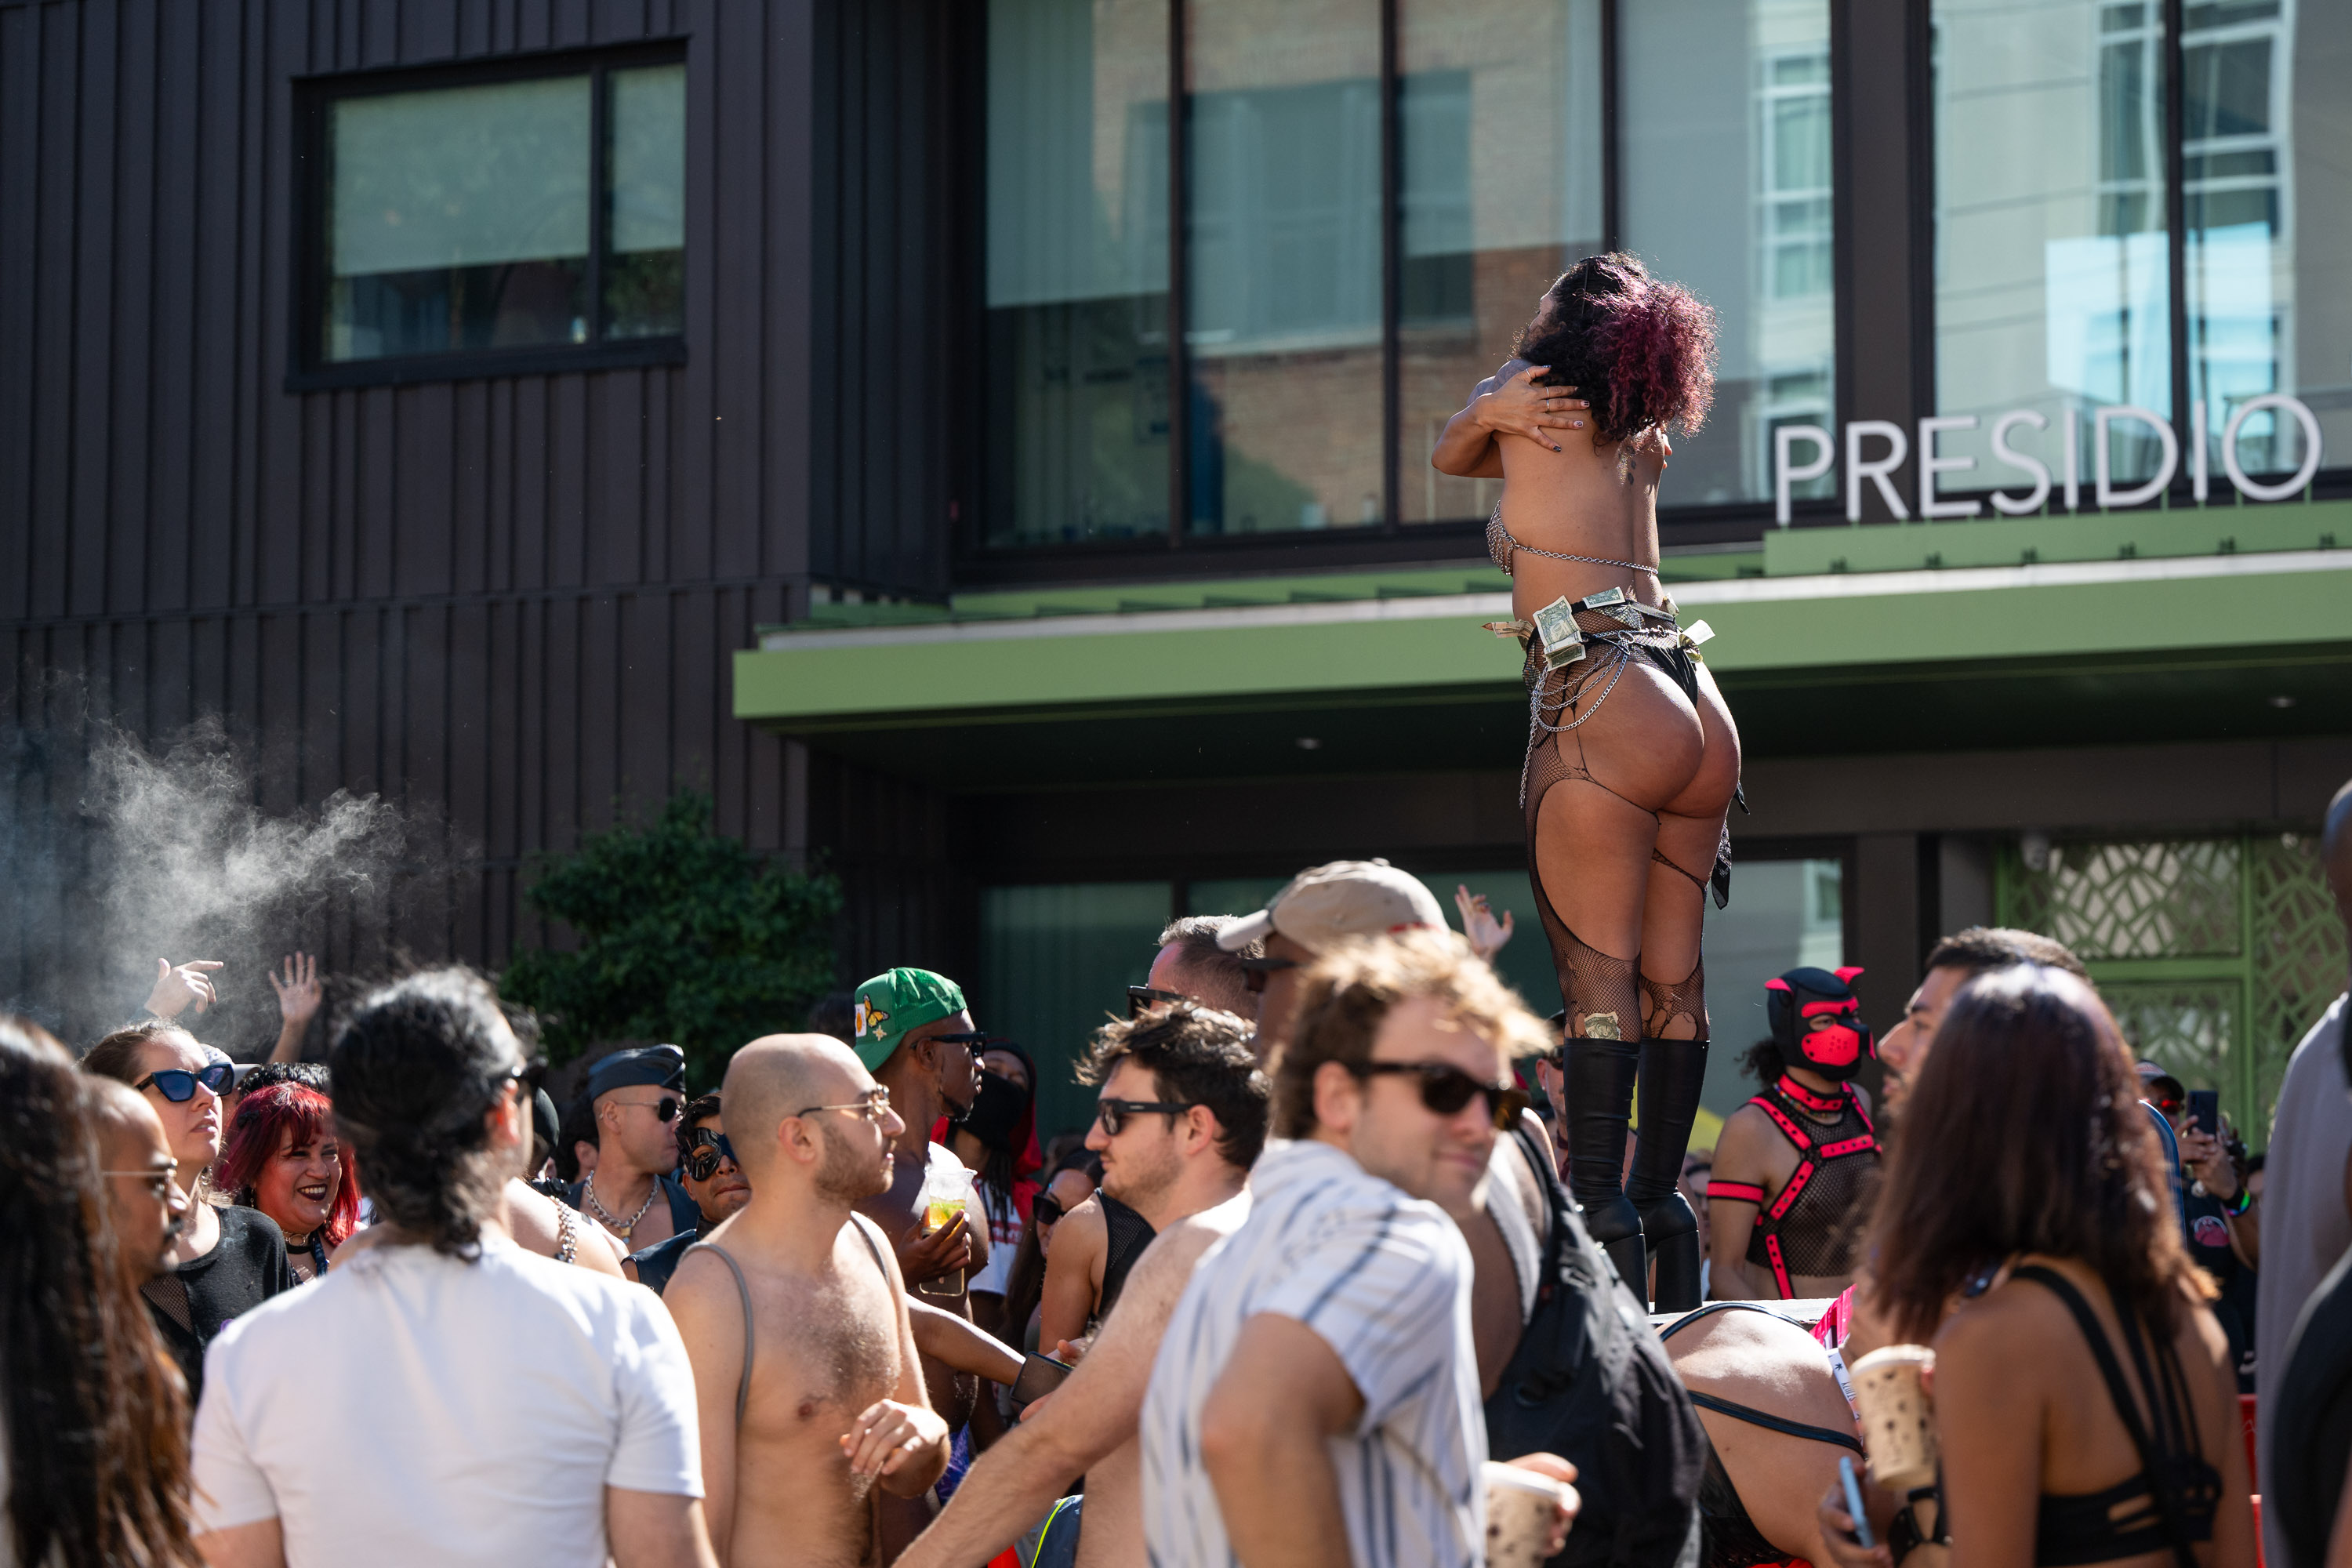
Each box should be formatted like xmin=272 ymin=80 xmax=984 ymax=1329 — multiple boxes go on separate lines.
xmin=1772 ymin=393 xmax=2327 ymax=525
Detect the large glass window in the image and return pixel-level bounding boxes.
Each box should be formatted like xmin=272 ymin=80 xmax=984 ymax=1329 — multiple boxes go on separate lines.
xmin=985 ymin=0 xmax=1172 ymax=546
xmin=1396 ymin=1 xmax=1605 ymax=524
xmin=1620 ymin=0 xmax=1837 ymax=506
xmin=981 ymin=0 xmax=1614 ymax=549
xmin=1184 ymin=0 xmax=1385 ymax=535
xmin=2183 ymin=0 xmax=2350 ymax=482
xmin=316 ymin=56 xmax=684 ymax=370
xmin=1933 ymin=0 xmax=2173 ymax=485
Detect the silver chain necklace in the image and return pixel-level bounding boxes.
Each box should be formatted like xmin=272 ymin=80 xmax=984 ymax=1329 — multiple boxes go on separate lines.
xmin=583 ymin=1170 xmax=658 ymax=1239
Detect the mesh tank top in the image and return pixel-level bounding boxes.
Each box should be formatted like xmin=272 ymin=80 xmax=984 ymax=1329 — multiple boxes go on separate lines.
xmin=1740 ymin=1076 xmax=1878 ymax=1295
xmin=1093 ymin=1192 xmax=1158 ymax=1327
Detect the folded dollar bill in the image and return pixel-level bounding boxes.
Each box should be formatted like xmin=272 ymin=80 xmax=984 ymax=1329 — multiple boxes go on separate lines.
xmin=1530 ymin=597 xmax=1588 ymax=670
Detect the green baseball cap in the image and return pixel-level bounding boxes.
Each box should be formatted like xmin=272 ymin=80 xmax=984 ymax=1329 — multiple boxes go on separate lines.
xmin=850 ymin=967 xmax=968 ymax=1069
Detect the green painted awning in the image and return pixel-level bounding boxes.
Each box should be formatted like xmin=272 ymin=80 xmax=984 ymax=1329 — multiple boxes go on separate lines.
xmin=735 ymin=506 xmax=2352 ymax=785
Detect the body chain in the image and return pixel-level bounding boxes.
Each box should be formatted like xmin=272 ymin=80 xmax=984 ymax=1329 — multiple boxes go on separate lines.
xmin=1489 ymin=504 xmax=1661 ymax=577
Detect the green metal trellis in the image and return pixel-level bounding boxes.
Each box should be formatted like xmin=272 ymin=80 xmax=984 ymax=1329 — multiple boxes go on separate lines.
xmin=1994 ymin=831 xmax=2342 ymax=1149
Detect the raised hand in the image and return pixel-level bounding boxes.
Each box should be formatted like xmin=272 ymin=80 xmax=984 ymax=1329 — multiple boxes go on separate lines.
xmin=1475 ymin=365 xmax=1590 ymax=452
xmin=1456 ymin=885 xmax=1515 ymax=961
xmin=269 ymin=952 xmax=324 ymax=1030
xmin=144 ymin=958 xmax=224 ymax=1018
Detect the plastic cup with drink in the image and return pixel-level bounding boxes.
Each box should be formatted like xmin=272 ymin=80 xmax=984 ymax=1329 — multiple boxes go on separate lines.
xmin=1850 ymin=1344 xmax=1939 ymax=1492
xmin=917 ymin=1161 xmax=975 ymax=1298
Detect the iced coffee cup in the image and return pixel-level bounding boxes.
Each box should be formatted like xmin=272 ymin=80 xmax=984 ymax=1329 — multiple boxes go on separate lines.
xmin=1850 ymin=1344 xmax=1939 ymax=1492
xmin=1483 ymin=1461 xmax=1570 ymax=1568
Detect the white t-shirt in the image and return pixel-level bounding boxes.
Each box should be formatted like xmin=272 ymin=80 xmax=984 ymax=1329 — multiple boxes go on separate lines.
xmin=1141 ymin=1138 xmax=1485 ymax=1568
xmin=192 ymin=1233 xmax=701 ymax=1566
xmin=967 ymin=1180 xmax=1022 ymax=1298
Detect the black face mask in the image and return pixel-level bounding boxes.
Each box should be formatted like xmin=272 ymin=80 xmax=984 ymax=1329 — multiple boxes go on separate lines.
xmin=962 ymin=1069 xmax=1031 ymax=1149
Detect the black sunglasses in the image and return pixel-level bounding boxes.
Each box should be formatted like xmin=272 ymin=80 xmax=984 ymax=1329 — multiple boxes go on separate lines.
xmin=1033 ymin=1192 xmax=1067 ymax=1227
xmin=609 ymin=1094 xmax=680 ymax=1123
xmin=1239 ymin=956 xmax=1298 ymax=996
xmin=1127 ymin=985 xmax=1190 ymax=1018
xmin=1094 ymin=1098 xmax=1200 ymax=1137
xmin=135 ymin=1061 xmax=237 ymax=1103
xmin=1352 ymin=1061 xmax=1529 ymax=1129
xmin=684 ymin=1128 xmax=738 ymax=1182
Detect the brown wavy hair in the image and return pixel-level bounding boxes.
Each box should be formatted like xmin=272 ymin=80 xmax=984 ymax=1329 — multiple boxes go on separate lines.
xmin=1864 ymin=965 xmax=2202 ymax=1342
xmin=1272 ymin=928 xmax=1551 ymax=1140
xmin=6 ymin=1016 xmax=198 ymax=1567
xmin=1512 ymin=252 xmax=1717 ymax=447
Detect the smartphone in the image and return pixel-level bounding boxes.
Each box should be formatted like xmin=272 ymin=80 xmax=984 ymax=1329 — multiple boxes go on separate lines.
xmin=1010 ymin=1352 xmax=1074 ymax=1406
xmin=1839 ymin=1456 xmax=1876 ymax=1549
xmin=2187 ymin=1089 xmax=2220 ymax=1139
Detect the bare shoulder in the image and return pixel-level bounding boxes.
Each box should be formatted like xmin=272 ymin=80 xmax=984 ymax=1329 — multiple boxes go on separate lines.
xmin=503 ymin=1178 xmax=563 ymax=1252
xmin=1712 ymin=1102 xmax=1779 ymax=1174
xmin=1133 ymin=1198 xmax=1248 ymax=1288
xmin=1937 ymin=1276 xmax=2067 ymax=1363
xmin=1058 ymin=1193 xmax=1109 ymax=1250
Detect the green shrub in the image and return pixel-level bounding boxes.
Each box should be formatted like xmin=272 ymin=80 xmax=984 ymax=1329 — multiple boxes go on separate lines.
xmin=502 ymin=792 xmax=840 ymax=1087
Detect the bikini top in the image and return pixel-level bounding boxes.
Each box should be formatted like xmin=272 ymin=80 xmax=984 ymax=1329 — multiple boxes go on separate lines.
xmin=2012 ymin=1265 xmax=2220 ymax=1568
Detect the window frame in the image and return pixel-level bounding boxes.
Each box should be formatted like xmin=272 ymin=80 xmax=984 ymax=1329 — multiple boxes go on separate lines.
xmin=287 ymin=41 xmax=689 ymax=393
xmin=958 ymin=0 xmax=1849 ymax=580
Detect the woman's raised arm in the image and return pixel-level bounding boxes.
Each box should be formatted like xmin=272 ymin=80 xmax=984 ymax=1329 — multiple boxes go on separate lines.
xmin=1429 ymin=363 xmax=1588 ymax=477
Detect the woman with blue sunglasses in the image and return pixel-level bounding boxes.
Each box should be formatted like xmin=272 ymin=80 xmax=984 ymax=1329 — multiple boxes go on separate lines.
xmin=85 ymin=1019 xmax=296 ymax=1406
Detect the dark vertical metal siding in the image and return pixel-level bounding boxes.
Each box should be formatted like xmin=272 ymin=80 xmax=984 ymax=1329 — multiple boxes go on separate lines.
xmin=0 ymin=0 xmax=958 ymax=1014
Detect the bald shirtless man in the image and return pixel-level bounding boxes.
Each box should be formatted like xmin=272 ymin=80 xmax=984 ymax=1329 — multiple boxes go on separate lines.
xmin=667 ymin=1035 xmax=950 ymax=1568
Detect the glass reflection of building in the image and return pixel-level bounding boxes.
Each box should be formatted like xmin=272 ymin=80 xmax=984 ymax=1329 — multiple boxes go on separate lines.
xmin=1933 ymin=0 xmax=2347 ymax=491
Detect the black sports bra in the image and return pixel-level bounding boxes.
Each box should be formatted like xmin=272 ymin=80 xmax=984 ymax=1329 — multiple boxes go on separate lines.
xmin=2012 ymin=1265 xmax=2220 ymax=1568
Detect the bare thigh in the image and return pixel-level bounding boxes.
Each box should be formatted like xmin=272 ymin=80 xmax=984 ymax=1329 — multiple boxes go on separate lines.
xmin=1531 ymin=658 xmax=1727 ymax=967
xmin=1633 ymin=663 xmax=1740 ymax=995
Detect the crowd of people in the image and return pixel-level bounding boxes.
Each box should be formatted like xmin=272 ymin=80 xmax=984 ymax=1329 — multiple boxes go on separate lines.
xmin=3 ymin=782 xmax=2347 ymax=1568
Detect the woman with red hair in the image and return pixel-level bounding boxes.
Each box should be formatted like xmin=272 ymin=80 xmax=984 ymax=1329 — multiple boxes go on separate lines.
xmin=218 ymin=1083 xmax=361 ymax=1282
xmin=1432 ymin=252 xmax=1737 ymax=1311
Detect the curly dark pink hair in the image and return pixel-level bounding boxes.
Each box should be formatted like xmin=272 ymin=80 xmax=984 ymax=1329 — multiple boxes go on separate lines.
xmin=218 ymin=1082 xmax=361 ymax=1248
xmin=1511 ymin=253 xmax=1717 ymax=446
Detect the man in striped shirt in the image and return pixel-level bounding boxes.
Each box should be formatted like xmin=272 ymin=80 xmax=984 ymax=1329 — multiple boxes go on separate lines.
xmin=1142 ymin=930 xmax=1576 ymax=1568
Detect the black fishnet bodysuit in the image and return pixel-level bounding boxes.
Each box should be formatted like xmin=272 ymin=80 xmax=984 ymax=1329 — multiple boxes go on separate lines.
xmin=1740 ymin=1076 xmax=1879 ymax=1292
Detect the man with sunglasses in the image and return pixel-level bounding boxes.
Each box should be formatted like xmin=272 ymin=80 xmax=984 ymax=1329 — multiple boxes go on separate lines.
xmin=667 ymin=1033 xmax=950 ymax=1568
xmin=1142 ymin=929 xmax=1574 ymax=1568
xmin=564 ymin=1045 xmax=699 ymax=1253
xmin=88 ymin=1074 xmax=193 ymax=1286
xmin=1141 ymin=916 xmax=1261 ymax=1022
xmin=1216 ymin=858 xmax=1449 ymax=1062
xmin=900 ymin=1002 xmax=1265 ymax=1568
xmin=847 ymin=967 xmax=993 ymax=1554
xmin=626 ymin=1093 xmax=753 ymax=1295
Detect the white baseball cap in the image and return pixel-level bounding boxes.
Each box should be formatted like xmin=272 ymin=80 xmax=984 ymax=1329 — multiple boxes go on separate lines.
xmin=1218 ymin=859 xmax=1448 ymax=955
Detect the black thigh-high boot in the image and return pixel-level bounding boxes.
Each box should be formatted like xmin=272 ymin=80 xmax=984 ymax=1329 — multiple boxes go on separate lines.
xmin=1628 ymin=1038 xmax=1708 ymax=1311
xmin=1563 ymin=1036 xmax=1647 ymax=1297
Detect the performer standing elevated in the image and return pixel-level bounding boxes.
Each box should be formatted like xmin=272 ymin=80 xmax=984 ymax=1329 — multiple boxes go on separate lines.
xmin=1433 ymin=253 xmax=1737 ymax=1310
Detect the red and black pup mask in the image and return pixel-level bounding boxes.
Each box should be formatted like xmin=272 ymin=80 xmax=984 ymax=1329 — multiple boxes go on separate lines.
xmin=1765 ymin=966 xmax=1871 ymax=1082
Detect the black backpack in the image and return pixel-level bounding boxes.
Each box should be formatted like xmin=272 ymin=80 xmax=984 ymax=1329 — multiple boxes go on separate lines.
xmin=1484 ymin=1121 xmax=1705 ymax=1568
